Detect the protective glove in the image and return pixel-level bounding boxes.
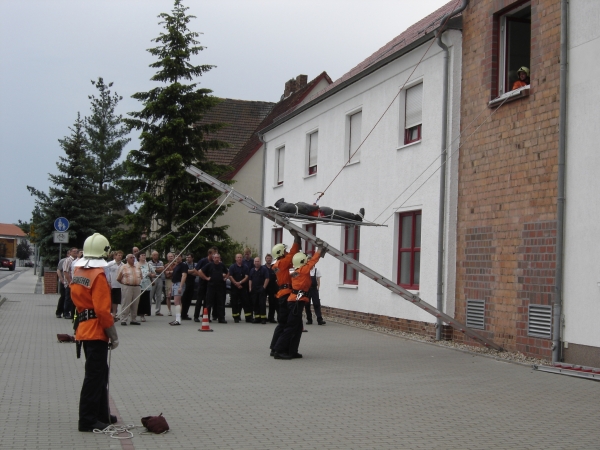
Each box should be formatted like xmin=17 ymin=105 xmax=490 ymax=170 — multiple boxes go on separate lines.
xmin=318 ymin=246 xmax=328 ymax=257
xmin=290 ymin=229 xmax=301 ymax=246
xmin=104 ymin=325 xmax=119 ymax=350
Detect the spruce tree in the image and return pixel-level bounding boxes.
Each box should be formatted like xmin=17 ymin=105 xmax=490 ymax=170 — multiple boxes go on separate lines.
xmin=28 ymin=114 xmax=103 ymax=265
xmin=84 ymin=77 xmax=131 ymax=230
xmin=122 ymin=0 xmax=230 ymax=256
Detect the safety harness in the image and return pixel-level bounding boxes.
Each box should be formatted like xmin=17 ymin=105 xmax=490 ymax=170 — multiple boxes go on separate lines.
xmin=78 ymin=308 xmax=97 ymax=322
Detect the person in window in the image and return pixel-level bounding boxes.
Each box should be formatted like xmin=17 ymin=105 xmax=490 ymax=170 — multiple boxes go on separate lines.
xmin=512 ymin=66 xmax=530 ymax=91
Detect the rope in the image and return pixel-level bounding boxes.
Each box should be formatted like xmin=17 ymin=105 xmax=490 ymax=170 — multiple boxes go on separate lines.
xmin=315 ymin=0 xmax=462 ymax=203
xmin=379 ymin=94 xmax=512 ymax=225
xmin=115 ymin=190 xmax=233 ymax=321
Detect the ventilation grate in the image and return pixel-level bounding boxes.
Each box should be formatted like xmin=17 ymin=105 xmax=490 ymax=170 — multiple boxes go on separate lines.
xmin=528 ymin=305 xmax=552 ymax=339
xmin=466 ymin=299 xmax=485 ymax=330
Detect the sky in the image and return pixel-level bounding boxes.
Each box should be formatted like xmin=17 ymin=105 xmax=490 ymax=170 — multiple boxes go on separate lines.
xmin=0 ymin=0 xmax=452 ymax=225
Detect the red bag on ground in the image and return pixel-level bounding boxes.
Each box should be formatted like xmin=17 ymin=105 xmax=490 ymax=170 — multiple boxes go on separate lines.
xmin=141 ymin=413 xmax=169 ymax=434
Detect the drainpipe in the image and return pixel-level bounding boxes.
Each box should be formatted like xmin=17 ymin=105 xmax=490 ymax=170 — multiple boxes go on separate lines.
xmin=553 ymin=0 xmax=568 ymax=364
xmin=435 ymin=0 xmax=468 ymax=340
xmin=258 ymin=133 xmax=267 ymax=255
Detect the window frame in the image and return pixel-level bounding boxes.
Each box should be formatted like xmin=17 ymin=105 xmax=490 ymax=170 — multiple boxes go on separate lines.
xmin=307 ymin=130 xmax=318 ymax=175
xmin=343 ymin=225 xmax=360 ymax=285
xmin=304 ymin=224 xmax=316 ymax=256
xmin=273 ymin=228 xmax=283 ymax=246
xmin=404 ymin=83 xmax=423 ymax=145
xmin=276 ymin=146 xmax=285 ymax=186
xmin=493 ymin=1 xmax=531 ymax=99
xmin=347 ymin=110 xmax=362 ymax=164
xmin=397 ymin=210 xmax=421 ymax=290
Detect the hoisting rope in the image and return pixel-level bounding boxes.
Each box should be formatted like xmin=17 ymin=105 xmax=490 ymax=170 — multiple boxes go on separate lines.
xmin=374 ymin=94 xmax=513 ymax=225
xmin=315 ymin=0 xmax=462 ymax=204
xmin=115 ymin=190 xmax=233 ymax=321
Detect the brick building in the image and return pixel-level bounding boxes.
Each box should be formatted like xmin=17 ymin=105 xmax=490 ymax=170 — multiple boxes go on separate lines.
xmin=454 ymin=0 xmax=561 ymax=359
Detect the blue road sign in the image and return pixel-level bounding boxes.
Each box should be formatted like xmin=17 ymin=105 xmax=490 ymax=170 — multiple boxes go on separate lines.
xmin=54 ymin=217 xmax=70 ymax=232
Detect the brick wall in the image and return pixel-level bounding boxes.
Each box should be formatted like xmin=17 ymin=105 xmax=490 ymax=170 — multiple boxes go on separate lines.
xmin=44 ymin=271 xmax=58 ymax=294
xmin=455 ymin=0 xmax=561 ymax=359
xmin=321 ymin=306 xmax=453 ymax=340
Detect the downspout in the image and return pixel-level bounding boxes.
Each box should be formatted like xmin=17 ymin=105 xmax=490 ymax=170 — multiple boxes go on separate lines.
xmin=435 ymin=0 xmax=468 ymax=340
xmin=258 ymin=133 xmax=267 ymax=255
xmin=553 ymin=0 xmax=568 ymax=364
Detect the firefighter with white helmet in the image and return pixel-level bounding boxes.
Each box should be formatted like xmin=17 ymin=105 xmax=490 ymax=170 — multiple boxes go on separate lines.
xmin=71 ymin=233 xmax=119 ymax=432
xmin=272 ymin=238 xmax=327 ymax=360
xmin=269 ymin=230 xmax=302 ymax=356
xmin=512 ymin=66 xmax=530 ymax=91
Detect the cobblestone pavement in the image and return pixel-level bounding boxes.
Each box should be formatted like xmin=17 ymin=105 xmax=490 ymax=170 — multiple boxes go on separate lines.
xmin=1 ymin=293 xmax=599 ymax=450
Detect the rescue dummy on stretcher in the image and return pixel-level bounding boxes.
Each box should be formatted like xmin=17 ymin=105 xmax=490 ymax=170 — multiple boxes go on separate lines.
xmin=271 ymin=198 xmax=365 ymax=222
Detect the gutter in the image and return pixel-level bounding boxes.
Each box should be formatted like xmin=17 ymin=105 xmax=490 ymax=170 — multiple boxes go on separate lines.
xmin=435 ymin=0 xmax=468 ymax=341
xmin=553 ymin=0 xmax=568 ymax=364
xmin=259 ymin=134 xmax=267 ymax=255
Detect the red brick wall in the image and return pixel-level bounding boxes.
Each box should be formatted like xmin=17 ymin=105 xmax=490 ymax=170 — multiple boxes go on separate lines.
xmin=455 ymin=0 xmax=561 ymax=359
xmin=321 ymin=306 xmax=453 ymax=340
xmin=44 ymin=271 xmax=58 ymax=294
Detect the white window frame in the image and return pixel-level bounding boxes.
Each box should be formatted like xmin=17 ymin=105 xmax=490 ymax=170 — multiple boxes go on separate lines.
xmin=346 ymin=110 xmax=362 ymax=165
xmin=275 ymin=146 xmax=285 ymax=186
xmin=497 ymin=2 xmax=531 ymax=96
xmin=306 ymin=130 xmax=318 ymax=176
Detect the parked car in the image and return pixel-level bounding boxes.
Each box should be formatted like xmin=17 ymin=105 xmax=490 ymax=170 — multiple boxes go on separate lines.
xmin=24 ymin=261 xmax=34 ymax=267
xmin=0 ymin=258 xmax=15 ymax=271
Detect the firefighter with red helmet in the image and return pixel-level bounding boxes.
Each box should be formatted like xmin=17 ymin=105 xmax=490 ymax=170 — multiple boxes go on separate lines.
xmin=272 ymin=240 xmax=327 ymax=360
xmin=269 ymin=230 xmax=302 ymax=356
xmin=71 ymin=233 xmax=119 ymax=432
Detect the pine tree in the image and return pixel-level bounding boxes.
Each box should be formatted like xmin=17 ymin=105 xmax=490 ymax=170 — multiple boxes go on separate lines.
xmin=122 ymin=0 xmax=230 ymax=256
xmin=84 ymin=77 xmax=131 ymax=230
xmin=28 ymin=114 xmax=103 ymax=265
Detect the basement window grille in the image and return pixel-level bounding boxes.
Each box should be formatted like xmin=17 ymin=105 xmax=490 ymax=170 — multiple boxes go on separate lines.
xmin=466 ymin=299 xmax=485 ymax=330
xmin=528 ymin=305 xmax=552 ymax=339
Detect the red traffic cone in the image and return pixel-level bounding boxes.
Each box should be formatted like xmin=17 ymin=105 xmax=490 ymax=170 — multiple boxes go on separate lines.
xmin=198 ymin=307 xmax=213 ymax=332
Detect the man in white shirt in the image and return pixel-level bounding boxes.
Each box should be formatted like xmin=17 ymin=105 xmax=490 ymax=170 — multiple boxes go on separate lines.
xmin=62 ymin=247 xmax=78 ymax=319
xmin=305 ymin=255 xmax=326 ymax=325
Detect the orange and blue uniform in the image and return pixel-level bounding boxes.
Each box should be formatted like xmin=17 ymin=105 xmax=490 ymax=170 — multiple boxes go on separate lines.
xmin=270 ymin=242 xmax=300 ymax=351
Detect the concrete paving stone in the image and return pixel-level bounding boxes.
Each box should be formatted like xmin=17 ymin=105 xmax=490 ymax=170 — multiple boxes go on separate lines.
xmin=1 ymin=292 xmax=600 ymax=449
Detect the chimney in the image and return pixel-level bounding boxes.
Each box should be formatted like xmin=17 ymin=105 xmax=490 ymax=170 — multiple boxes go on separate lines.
xmin=283 ymin=74 xmax=308 ymax=98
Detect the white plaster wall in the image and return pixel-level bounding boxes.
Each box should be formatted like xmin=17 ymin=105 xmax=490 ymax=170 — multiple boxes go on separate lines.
xmin=215 ymin=146 xmax=264 ymax=250
xmin=562 ymin=1 xmax=600 ymax=348
xmin=262 ymin=31 xmax=462 ymax=324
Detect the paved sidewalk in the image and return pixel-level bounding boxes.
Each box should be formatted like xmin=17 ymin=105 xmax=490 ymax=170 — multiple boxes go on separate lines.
xmin=0 ymin=267 xmax=41 ymax=295
xmin=1 ymin=293 xmax=599 ymax=450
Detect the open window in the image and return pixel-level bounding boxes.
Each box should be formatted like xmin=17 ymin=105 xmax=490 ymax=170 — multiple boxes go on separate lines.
xmin=497 ymin=2 xmax=531 ymax=97
xmin=304 ymin=223 xmax=316 ymax=256
xmin=307 ymin=131 xmax=318 ymax=175
xmin=343 ymin=225 xmax=360 ymax=285
xmin=404 ymin=83 xmax=423 ymax=145
xmin=276 ymin=146 xmax=285 ymax=186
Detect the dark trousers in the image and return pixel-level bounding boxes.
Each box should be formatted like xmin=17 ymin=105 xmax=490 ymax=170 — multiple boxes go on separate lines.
xmin=64 ymin=286 xmax=74 ymax=317
xmin=304 ymin=287 xmax=323 ymax=322
xmin=206 ymin=283 xmax=226 ymax=320
xmin=56 ymin=282 xmax=65 ymax=316
xmin=181 ymin=282 xmax=195 ymax=318
xmin=230 ymin=286 xmax=250 ymax=320
xmin=251 ymin=289 xmax=267 ymax=319
xmin=274 ymin=300 xmax=304 ymax=355
xmin=266 ymin=289 xmax=278 ymax=321
xmin=79 ymin=340 xmax=110 ymax=428
xmin=270 ymin=298 xmax=289 ymax=350
xmin=193 ymin=282 xmax=208 ymax=319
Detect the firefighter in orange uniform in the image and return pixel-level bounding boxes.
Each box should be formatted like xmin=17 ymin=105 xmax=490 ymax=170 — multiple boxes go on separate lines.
xmin=269 ymin=230 xmax=302 ymax=356
xmin=71 ymin=233 xmax=119 ymax=432
xmin=272 ymin=241 xmax=327 ymax=360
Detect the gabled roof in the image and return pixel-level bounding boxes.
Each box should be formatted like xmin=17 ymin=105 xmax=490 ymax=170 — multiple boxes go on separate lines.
xmin=259 ymin=0 xmax=462 ymax=135
xmin=196 ymin=98 xmax=275 ymax=166
xmin=225 ymin=71 xmax=333 ymax=180
xmin=0 ymin=223 xmax=27 ymax=237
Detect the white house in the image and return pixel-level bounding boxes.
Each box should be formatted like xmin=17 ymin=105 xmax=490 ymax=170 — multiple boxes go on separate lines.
xmin=259 ymin=2 xmax=464 ymax=335
xmin=562 ymin=1 xmax=600 ymax=366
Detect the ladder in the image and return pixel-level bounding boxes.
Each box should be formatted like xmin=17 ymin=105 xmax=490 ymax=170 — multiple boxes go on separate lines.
xmin=186 ymin=165 xmax=504 ymax=351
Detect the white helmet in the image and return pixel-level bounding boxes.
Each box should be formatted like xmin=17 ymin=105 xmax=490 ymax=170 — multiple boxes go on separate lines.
xmin=272 ymin=243 xmax=287 ymax=259
xmin=292 ymin=252 xmax=308 ymax=269
xmin=83 ymin=233 xmax=111 ymax=259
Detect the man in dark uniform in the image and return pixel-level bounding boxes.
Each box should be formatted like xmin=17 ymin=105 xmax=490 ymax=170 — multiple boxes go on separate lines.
xmin=193 ymin=248 xmax=214 ymax=322
xmin=200 ymin=253 xmax=229 ymax=323
xmin=242 ymin=247 xmax=254 ymax=273
xmin=180 ymin=253 xmax=197 ymax=320
xmin=228 ymin=253 xmax=250 ymax=323
xmin=249 ymin=257 xmax=270 ymax=324
xmin=71 ymin=233 xmax=119 ymax=432
xmin=264 ymin=254 xmax=278 ymax=323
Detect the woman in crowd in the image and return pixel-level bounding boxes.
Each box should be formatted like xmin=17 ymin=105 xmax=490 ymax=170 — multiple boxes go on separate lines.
xmin=136 ymin=252 xmax=156 ymax=322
